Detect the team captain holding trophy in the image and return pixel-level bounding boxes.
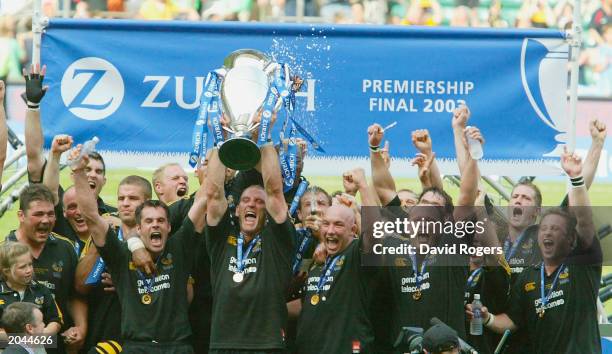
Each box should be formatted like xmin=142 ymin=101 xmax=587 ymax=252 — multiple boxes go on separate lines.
xmin=202 ymin=49 xmax=302 ymax=353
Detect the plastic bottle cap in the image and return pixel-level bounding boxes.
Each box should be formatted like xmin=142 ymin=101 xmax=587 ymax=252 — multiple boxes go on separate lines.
xmin=92 ymin=136 xmax=100 ymax=143
xmin=474 ymin=294 xmax=480 ymax=300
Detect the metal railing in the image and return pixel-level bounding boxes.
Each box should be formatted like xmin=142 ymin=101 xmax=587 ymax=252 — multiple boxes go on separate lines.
xmin=0 ymin=126 xmax=28 ymax=218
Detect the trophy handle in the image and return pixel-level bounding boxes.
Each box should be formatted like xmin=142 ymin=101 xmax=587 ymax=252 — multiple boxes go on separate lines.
xmin=215 ymin=68 xmax=227 ymax=78
xmin=264 ymin=62 xmax=280 ymax=76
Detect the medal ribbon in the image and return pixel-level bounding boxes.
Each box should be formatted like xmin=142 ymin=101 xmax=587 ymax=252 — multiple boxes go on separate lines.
xmin=288 ymin=179 xmax=309 ymax=217
xmin=409 ymin=254 xmax=429 ymax=295
xmin=503 ymin=229 xmax=528 ymax=261
xmin=272 ymin=64 xmax=299 ymax=192
xmin=315 ymin=255 xmax=340 ymax=295
xmin=258 ymin=64 xmax=289 ymax=147
xmin=464 ymin=267 xmax=483 ymax=304
xmin=189 ymin=71 xmax=220 ymax=168
xmin=136 ymin=254 xmax=161 ymax=296
xmin=279 ymin=122 xmax=299 ymax=192
xmin=137 ymin=270 xmax=154 ymax=295
xmin=292 ymin=228 xmax=312 ymax=275
xmin=540 ymin=263 xmax=566 ymax=311
xmin=85 ymin=227 xmax=125 ymax=285
xmin=257 ymin=87 xmax=281 ymax=147
xmin=74 ymin=239 xmax=80 ymax=256
xmin=236 ymin=234 xmax=261 ymax=274
xmin=466 ymin=267 xmax=482 ymax=289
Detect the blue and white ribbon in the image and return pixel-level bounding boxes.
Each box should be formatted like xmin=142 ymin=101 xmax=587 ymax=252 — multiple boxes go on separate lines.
xmin=189 ymin=72 xmax=221 ymax=168
xmin=85 ymin=228 xmax=125 ymax=285
xmin=288 ymin=179 xmax=310 ymax=217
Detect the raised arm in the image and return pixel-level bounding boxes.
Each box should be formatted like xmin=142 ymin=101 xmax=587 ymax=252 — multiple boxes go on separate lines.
xmin=346 ymin=167 xmax=379 ymax=253
xmin=71 ymin=150 xmax=109 ymax=246
xmin=412 ymin=129 xmax=443 ymax=191
xmin=187 ymin=172 xmax=208 ymax=233
xmin=23 ymin=65 xmax=48 ymax=183
xmin=351 ymin=168 xmax=377 ymax=207
xmin=43 ymin=135 xmax=73 ymax=205
xmin=411 ymin=153 xmax=434 ymax=188
xmin=261 ymin=142 xmax=288 ymax=223
xmin=0 ymin=81 xmax=6 ymax=188
xmin=561 ymin=147 xmax=595 ymax=248
xmin=451 ymin=105 xmax=470 ymax=176
xmin=474 ymin=186 xmax=504 ymax=266
xmin=368 ymin=124 xmax=397 ymax=205
xmin=205 ymin=148 xmax=228 ymax=226
xmin=454 ymin=124 xmax=482 ymax=208
xmin=583 ymin=119 xmax=606 ymax=189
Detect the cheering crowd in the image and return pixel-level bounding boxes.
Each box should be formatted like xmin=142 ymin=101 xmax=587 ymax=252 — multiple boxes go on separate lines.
xmin=0 ymin=61 xmax=608 ymax=354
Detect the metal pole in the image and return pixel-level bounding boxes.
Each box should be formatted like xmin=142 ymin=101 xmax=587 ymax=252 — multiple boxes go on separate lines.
xmin=567 ymin=0 xmax=582 ymax=152
xmin=481 ymin=176 xmax=511 ymax=201
xmin=62 ymin=0 xmax=70 ymax=18
xmin=502 ymin=176 xmax=516 ymax=187
xmin=0 ymin=182 xmax=29 ymax=217
xmin=443 ymin=175 xmax=461 ymax=188
xmin=296 ymin=0 xmax=305 ymax=23
xmin=0 ymin=167 xmax=28 ymax=194
xmin=32 ymin=0 xmax=44 ymax=69
xmin=2 ymin=147 xmax=26 ymax=171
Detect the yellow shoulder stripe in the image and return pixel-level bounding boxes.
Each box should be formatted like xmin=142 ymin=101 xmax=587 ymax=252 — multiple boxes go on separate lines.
xmin=53 ymin=298 xmax=64 ymax=326
xmin=50 ymin=232 xmax=76 ymax=246
xmin=166 ymin=195 xmax=189 ymax=207
xmin=496 ymin=254 xmax=512 ymax=276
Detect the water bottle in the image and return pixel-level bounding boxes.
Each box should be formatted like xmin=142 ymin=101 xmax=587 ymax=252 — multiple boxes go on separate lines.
xmin=68 ymin=136 xmax=100 ymax=168
xmin=465 ymin=126 xmax=483 ymax=160
xmin=470 ymin=294 xmax=483 ymax=335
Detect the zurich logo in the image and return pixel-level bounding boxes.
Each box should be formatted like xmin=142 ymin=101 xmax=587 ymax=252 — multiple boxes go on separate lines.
xmin=61 ymin=57 xmax=124 ymax=121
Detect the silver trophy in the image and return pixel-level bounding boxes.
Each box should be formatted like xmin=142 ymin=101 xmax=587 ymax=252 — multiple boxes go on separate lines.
xmin=216 ymin=49 xmax=285 ymax=171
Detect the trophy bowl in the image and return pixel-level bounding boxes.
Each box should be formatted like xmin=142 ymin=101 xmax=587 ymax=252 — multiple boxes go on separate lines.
xmin=218 ymin=49 xmax=275 ymax=171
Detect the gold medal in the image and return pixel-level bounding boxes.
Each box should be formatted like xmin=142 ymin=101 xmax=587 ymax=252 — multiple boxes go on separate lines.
xmin=310 ymin=294 xmax=320 ymax=305
xmin=413 ymin=290 xmax=422 ymax=300
xmin=142 ymin=294 xmax=152 ymax=305
xmin=537 ymin=308 xmax=545 ymax=318
xmin=233 ymin=273 xmax=244 ymax=283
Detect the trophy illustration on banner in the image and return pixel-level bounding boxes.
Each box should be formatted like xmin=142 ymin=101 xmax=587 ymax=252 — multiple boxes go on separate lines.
xmin=190 ymin=49 xmax=305 ymax=171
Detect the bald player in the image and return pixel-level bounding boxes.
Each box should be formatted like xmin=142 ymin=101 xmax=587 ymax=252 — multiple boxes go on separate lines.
xmin=296 ymin=168 xmax=379 ymax=354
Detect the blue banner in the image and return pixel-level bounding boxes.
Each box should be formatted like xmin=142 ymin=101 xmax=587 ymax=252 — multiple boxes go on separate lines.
xmin=41 ymin=20 xmax=569 ymax=175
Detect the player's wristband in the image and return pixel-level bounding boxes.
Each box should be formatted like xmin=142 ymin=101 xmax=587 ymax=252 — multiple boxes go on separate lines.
xmin=26 ymin=101 xmax=40 ymax=109
xmin=369 ymin=145 xmax=380 ymax=152
xmin=484 ymin=313 xmax=495 ymax=328
xmin=569 ymin=175 xmax=584 ymax=188
xmin=127 ymin=237 xmax=145 ymax=252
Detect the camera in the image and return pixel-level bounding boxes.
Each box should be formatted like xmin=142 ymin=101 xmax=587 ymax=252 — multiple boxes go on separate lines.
xmin=392 ymin=318 xmax=479 ymax=354
xmin=393 ymin=327 xmax=424 ymax=353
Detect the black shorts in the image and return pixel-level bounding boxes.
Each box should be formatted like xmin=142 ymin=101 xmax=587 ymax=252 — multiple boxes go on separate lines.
xmin=122 ymin=341 xmax=193 ymax=354
xmin=209 ymin=350 xmax=286 ymax=354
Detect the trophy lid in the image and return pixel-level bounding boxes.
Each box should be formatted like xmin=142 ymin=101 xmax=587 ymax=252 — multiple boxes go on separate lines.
xmin=223 ymin=49 xmax=271 ymax=71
